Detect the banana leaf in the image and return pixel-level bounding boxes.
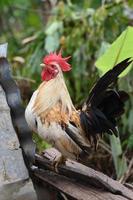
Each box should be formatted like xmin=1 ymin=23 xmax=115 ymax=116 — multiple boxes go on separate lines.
xmin=95 ymin=26 xmax=133 ymax=77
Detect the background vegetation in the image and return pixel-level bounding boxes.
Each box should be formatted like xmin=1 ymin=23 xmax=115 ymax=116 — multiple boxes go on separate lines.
xmin=0 ymin=0 xmax=133 ymax=183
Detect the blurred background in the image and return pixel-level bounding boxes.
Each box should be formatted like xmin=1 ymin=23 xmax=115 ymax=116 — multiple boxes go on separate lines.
xmin=0 ymin=0 xmax=133 ymax=184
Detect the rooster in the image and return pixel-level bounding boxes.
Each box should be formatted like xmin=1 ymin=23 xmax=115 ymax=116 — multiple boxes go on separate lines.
xmin=25 ymin=51 xmax=132 ymax=167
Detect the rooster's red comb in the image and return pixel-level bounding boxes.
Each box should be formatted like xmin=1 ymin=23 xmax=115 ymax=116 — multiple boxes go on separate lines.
xmin=43 ymin=50 xmax=71 ymax=72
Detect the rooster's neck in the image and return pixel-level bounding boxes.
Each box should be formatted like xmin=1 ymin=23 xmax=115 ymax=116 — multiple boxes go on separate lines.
xmin=33 ymin=72 xmax=75 ymax=116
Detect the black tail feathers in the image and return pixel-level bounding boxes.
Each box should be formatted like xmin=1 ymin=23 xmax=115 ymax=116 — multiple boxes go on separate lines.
xmin=97 ymin=90 xmax=129 ymax=120
xmin=80 ymin=58 xmax=132 ymax=147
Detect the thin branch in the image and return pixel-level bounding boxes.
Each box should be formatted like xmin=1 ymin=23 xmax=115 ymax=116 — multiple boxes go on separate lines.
xmin=119 ymin=157 xmax=133 ymax=184
xmin=13 ymin=75 xmax=36 ymax=83
xmin=12 ymin=5 xmax=55 ymax=15
xmin=99 ymin=139 xmax=112 ymax=154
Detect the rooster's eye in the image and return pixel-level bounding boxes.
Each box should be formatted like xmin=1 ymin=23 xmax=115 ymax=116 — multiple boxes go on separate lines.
xmin=50 ymin=65 xmax=55 ymax=68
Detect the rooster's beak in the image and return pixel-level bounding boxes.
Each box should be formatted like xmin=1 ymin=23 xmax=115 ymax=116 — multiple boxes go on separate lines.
xmin=40 ymin=63 xmax=45 ymax=68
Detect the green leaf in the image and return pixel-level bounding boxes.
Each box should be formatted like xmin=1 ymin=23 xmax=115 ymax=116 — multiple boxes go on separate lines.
xmin=45 ymin=21 xmax=63 ymax=35
xmin=110 ymin=135 xmax=127 ymax=179
xmin=95 ymin=26 xmax=133 ymax=77
xmin=45 ymin=33 xmax=60 ymax=53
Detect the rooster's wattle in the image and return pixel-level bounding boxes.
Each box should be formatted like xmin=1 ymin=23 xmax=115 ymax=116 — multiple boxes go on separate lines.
xmin=25 ymin=51 xmax=132 ymax=165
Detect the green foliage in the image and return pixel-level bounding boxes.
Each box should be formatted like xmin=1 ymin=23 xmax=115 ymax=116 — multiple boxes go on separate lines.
xmin=96 ymin=26 xmax=133 ymax=77
xmin=33 ymin=133 xmax=51 ymax=154
xmin=0 ymin=0 xmax=133 ymax=180
xmin=110 ymin=135 xmax=127 ymax=180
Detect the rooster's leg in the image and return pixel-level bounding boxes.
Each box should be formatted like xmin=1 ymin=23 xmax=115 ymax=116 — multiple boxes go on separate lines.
xmin=52 ymin=154 xmax=66 ymax=172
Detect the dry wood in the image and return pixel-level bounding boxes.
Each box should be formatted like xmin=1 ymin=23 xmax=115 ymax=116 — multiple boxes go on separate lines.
xmin=34 ymin=148 xmax=133 ymax=200
xmin=33 ymin=168 xmax=128 ymax=200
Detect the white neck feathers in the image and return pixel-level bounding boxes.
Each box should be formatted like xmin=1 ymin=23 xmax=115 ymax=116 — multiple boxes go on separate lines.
xmin=33 ymin=72 xmax=75 ymax=116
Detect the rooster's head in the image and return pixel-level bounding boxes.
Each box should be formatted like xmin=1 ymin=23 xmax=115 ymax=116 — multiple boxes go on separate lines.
xmin=40 ymin=50 xmax=71 ymax=81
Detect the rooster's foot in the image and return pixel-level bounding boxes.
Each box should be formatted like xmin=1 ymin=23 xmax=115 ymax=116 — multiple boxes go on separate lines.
xmin=52 ymin=155 xmax=66 ymax=173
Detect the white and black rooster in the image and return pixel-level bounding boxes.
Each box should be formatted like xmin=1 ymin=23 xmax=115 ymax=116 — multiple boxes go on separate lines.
xmin=25 ymin=51 xmax=132 ymax=167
